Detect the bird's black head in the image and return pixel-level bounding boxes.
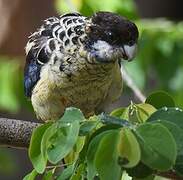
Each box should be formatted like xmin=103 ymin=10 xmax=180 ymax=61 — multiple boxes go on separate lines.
xmin=86 ymin=11 xmax=139 ymax=62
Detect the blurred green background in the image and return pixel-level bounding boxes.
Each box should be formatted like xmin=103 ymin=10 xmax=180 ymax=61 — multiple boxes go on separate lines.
xmin=0 ymin=0 xmax=183 ymax=179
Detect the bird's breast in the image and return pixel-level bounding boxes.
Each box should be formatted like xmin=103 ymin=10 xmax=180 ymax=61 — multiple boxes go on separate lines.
xmin=31 ymin=61 xmax=115 ymax=121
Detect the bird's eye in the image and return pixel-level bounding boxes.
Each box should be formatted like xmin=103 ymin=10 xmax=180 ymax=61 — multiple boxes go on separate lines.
xmin=108 ymin=32 xmax=112 ymax=36
xmin=128 ymin=40 xmax=135 ymax=46
xmin=106 ymin=31 xmax=115 ymax=41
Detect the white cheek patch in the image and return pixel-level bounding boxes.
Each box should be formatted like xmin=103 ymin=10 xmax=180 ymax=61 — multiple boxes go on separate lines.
xmin=124 ymin=44 xmax=137 ymax=60
xmin=92 ymin=40 xmax=113 ymax=59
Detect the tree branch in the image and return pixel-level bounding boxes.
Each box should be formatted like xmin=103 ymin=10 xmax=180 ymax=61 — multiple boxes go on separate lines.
xmin=0 ymin=118 xmax=41 ymax=149
xmin=121 ymin=64 xmax=146 ymax=102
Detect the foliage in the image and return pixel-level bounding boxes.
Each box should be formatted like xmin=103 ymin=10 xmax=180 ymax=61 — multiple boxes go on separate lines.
xmin=24 ymin=92 xmax=183 ymax=179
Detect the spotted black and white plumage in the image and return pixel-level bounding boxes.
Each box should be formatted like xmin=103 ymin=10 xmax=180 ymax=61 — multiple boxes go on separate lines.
xmin=24 ymin=13 xmax=87 ymax=97
xmin=24 ymin=12 xmax=139 ymax=121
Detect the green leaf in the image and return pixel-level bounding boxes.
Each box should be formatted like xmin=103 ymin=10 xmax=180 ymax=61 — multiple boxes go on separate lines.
xmin=41 ymin=124 xmax=57 ymax=166
xmin=41 ymin=108 xmax=83 ymax=164
xmin=110 ymin=107 xmax=126 ymax=118
xmin=136 ymin=103 xmax=156 ymax=123
xmin=147 ymin=107 xmax=183 ymax=174
xmin=23 ymin=169 xmax=38 ymax=180
xmin=70 ymin=164 xmax=85 ymax=180
xmin=87 ymin=130 xmax=121 ymax=180
xmin=94 ymin=130 xmax=121 ymax=180
xmin=57 ymin=164 xmax=74 ymax=180
xmin=136 ymin=123 xmax=177 ymax=171
xmin=147 ymin=107 xmax=183 ymax=130
xmin=145 ymin=91 xmax=175 ymax=109
xmin=87 ymin=114 xmax=131 ymax=146
xmin=88 ymin=125 xmax=120 ymax=145
xmin=152 ymin=120 xmax=183 ymax=156
xmin=59 ymin=107 xmax=85 ymax=123
xmin=118 ymin=128 xmax=141 ymax=168
xmin=79 ymin=121 xmax=98 ymax=136
xmin=122 ymin=103 xmax=156 ymax=123
xmin=155 ymin=121 xmax=183 ymax=176
xmin=43 ymin=169 xmax=54 ymax=180
xmin=64 ymin=136 xmax=85 ymax=164
xmin=87 ymin=132 xmax=104 ymax=180
xmin=47 ymin=120 xmax=80 ymax=164
xmin=29 ymin=123 xmax=52 ymax=173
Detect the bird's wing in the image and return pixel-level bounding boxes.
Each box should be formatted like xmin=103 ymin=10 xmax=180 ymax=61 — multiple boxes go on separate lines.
xmin=24 ymin=17 xmax=61 ymax=97
xmin=24 ymin=13 xmax=87 ymax=97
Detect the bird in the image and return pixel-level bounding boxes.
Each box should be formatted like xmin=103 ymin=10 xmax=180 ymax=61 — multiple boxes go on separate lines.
xmin=24 ymin=11 xmax=139 ymax=121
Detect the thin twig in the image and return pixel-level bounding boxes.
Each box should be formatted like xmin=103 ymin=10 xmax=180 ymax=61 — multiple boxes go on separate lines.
xmin=121 ymin=64 xmax=146 ymax=102
xmin=46 ymin=162 xmax=72 ymax=169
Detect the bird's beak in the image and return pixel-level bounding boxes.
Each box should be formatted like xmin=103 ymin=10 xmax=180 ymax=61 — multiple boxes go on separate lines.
xmin=121 ymin=44 xmax=137 ymax=61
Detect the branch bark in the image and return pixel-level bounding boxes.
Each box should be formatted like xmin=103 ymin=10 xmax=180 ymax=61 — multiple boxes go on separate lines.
xmin=0 ymin=118 xmax=41 ymax=149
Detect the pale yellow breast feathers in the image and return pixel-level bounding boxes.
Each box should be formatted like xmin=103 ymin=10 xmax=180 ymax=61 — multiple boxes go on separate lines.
xmin=31 ymin=60 xmax=122 ymax=121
